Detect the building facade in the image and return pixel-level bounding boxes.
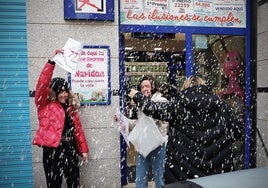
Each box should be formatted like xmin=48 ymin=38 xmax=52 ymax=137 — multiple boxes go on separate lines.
xmin=27 ymin=1 xmax=121 ymax=187
xmin=256 ymin=0 xmax=268 ymax=167
xmin=0 ymin=0 xmax=268 ymax=187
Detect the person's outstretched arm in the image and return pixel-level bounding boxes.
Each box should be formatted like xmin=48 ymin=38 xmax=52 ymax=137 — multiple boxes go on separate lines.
xmin=133 ymin=92 xmax=184 ymax=122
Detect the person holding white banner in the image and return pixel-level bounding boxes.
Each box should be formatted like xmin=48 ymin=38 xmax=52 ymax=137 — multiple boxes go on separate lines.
xmin=114 ymin=76 xmax=169 ymax=188
xmin=32 ymin=49 xmax=89 ymax=188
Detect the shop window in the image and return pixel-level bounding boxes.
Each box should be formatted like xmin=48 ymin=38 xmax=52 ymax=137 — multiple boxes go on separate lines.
xmin=192 ymin=34 xmax=246 ymax=170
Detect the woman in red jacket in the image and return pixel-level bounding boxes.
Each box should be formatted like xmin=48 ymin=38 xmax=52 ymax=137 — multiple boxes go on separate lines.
xmin=32 ymin=49 xmax=89 ymax=188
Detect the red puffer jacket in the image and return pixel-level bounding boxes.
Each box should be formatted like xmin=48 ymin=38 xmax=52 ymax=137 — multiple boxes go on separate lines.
xmin=32 ymin=62 xmax=89 ymax=155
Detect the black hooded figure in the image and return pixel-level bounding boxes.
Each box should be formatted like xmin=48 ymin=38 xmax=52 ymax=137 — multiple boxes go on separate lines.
xmin=133 ymin=76 xmax=243 ymax=184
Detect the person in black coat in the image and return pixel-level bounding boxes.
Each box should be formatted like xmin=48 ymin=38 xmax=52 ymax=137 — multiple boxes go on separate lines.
xmin=132 ymin=76 xmax=244 ymax=184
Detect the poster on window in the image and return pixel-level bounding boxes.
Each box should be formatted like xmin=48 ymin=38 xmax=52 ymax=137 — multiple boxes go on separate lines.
xmin=120 ymin=0 xmax=246 ymax=28
xmin=64 ymin=0 xmax=114 ymax=21
xmin=69 ymin=46 xmax=111 ymax=105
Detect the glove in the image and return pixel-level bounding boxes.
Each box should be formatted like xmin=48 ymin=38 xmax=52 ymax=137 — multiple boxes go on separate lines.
xmin=132 ymin=92 xmax=146 ymax=107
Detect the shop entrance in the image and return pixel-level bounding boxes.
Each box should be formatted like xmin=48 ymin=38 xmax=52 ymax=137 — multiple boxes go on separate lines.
xmin=120 ymin=33 xmax=246 ymax=184
xmin=122 ymin=32 xmax=186 ymax=183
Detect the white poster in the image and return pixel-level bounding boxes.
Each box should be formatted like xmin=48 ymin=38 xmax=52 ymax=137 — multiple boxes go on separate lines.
xmin=70 ymin=46 xmax=111 ymax=105
xmin=116 ymin=110 xmax=130 ymax=147
xmin=53 ymin=38 xmax=83 ymax=74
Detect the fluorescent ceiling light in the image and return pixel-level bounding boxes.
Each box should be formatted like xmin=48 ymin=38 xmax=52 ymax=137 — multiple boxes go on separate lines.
xmin=125 ymin=47 xmax=133 ymax=50
xmin=154 ymin=47 xmax=162 ymax=51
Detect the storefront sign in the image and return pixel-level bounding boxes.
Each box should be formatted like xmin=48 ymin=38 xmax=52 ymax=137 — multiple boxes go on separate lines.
xmin=64 ymin=0 xmax=114 ymax=21
xmin=120 ymin=0 xmax=246 ymax=28
xmin=70 ymin=46 xmax=111 ymax=105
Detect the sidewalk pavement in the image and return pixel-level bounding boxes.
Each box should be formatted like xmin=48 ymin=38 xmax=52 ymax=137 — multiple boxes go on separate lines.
xmin=122 ymin=181 xmax=155 ymax=188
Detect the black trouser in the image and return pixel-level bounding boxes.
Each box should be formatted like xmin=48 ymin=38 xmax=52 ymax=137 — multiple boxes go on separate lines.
xmin=43 ymin=139 xmax=80 ymax=188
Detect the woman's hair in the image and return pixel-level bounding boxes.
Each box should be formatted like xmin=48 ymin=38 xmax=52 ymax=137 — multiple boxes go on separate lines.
xmin=68 ymin=91 xmax=81 ymax=110
xmin=180 ymin=76 xmax=206 ymax=91
xmin=137 ymin=75 xmax=159 ymax=94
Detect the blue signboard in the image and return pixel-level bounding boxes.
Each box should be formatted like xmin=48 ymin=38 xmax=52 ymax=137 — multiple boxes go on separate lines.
xmin=64 ymin=0 xmax=114 ymax=21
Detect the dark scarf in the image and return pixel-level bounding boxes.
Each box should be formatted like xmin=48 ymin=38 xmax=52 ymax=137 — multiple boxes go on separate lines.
xmin=62 ymin=103 xmax=74 ymax=137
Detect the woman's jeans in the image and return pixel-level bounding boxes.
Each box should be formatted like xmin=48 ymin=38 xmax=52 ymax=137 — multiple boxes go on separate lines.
xmin=135 ymin=144 xmax=166 ymax=188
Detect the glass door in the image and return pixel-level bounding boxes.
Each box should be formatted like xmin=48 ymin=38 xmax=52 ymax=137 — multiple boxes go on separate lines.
xmin=122 ymin=32 xmax=186 ymax=183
